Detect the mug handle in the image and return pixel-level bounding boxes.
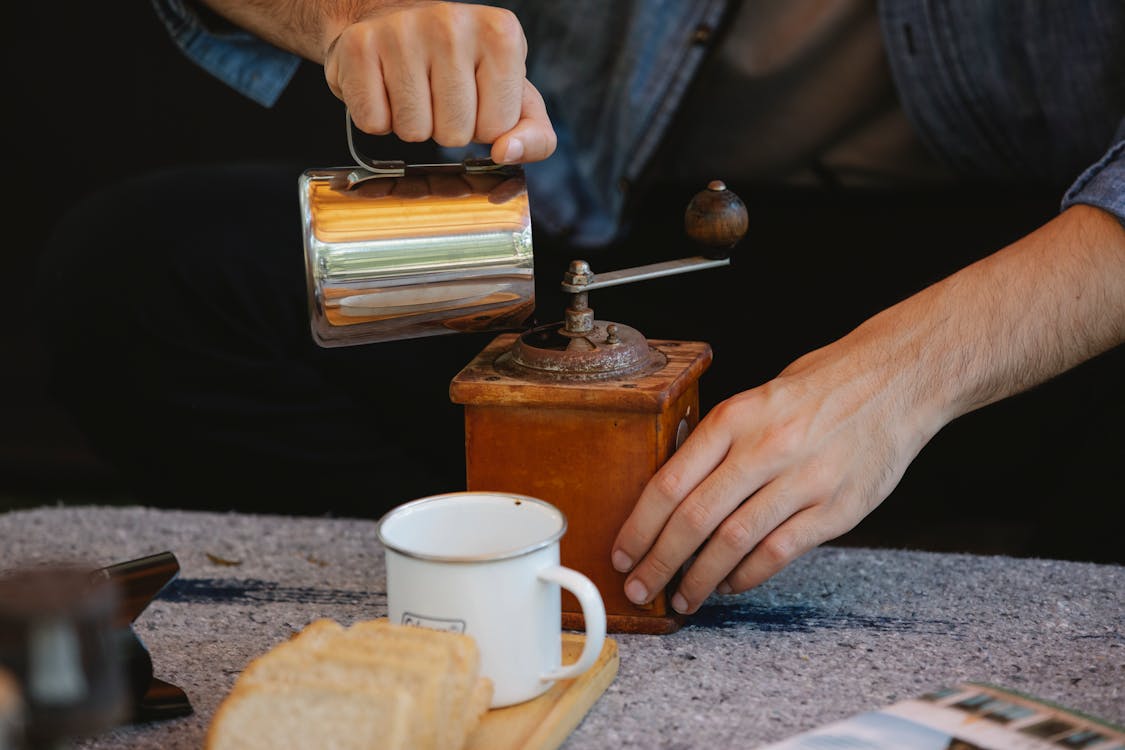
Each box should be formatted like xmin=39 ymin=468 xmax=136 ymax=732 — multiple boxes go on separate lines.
xmin=536 ymin=566 xmax=607 ymax=682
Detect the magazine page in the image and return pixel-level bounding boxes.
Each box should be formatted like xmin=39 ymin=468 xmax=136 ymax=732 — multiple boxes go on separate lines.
xmin=759 ymin=682 xmax=1125 ymax=750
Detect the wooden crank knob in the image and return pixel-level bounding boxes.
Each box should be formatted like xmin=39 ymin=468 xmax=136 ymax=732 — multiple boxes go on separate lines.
xmin=684 ymin=180 xmax=748 ymax=259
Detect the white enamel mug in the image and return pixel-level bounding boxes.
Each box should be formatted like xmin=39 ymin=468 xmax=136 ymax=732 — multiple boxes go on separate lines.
xmin=376 ymin=492 xmax=607 ymax=708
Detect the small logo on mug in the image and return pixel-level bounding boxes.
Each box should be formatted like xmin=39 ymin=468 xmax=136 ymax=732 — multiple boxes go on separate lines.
xmin=401 ymin=612 xmax=467 ymax=634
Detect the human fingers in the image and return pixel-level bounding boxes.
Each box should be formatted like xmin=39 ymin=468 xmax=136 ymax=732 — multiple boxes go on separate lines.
xmin=669 ymin=478 xmax=811 ymax=614
xmin=611 ymin=412 xmax=734 ymax=578
xmin=718 ymin=504 xmax=854 ymax=594
xmin=429 ymin=33 xmax=478 ymax=147
xmin=613 ymin=400 xmax=777 ymax=603
xmin=379 ymin=31 xmax=433 ymax=143
xmin=621 ymin=455 xmax=771 ymax=609
xmin=327 ymin=6 xmax=444 ymax=143
xmin=326 ymin=25 xmax=391 ymax=135
xmin=472 ymin=10 xmax=526 ymax=144
xmin=489 ymin=80 xmax=557 ymax=164
xmin=327 ymin=3 xmax=541 ymax=153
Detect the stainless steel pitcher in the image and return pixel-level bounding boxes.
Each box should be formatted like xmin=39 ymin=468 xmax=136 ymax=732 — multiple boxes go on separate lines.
xmin=299 ymin=133 xmax=535 ymax=347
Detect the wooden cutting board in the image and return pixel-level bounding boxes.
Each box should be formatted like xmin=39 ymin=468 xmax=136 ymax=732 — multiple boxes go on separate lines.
xmin=466 ymin=634 xmax=619 ymax=750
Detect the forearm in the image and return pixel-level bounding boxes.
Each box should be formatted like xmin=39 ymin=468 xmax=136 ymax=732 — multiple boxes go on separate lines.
xmin=858 ymin=204 xmax=1125 ymax=432
xmin=197 ymin=0 xmax=427 ymax=63
xmin=612 ymin=205 xmax=1124 ymax=607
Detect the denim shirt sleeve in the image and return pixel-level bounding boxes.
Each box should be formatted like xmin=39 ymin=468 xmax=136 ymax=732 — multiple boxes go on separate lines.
xmin=151 ymin=0 xmax=301 ymax=108
xmin=1061 ymin=119 xmax=1125 ymax=227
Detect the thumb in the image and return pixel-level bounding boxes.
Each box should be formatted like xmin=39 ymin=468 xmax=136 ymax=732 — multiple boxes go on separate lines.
xmin=490 ymin=80 xmax=557 ymax=164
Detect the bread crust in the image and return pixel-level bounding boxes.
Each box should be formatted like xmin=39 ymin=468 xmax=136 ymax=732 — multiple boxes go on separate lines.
xmin=206 ymin=618 xmax=491 ymax=750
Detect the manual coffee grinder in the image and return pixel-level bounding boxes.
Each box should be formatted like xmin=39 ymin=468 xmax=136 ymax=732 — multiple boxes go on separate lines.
xmin=301 ymin=120 xmax=747 ymax=634
xmin=449 ymin=181 xmax=747 ymax=635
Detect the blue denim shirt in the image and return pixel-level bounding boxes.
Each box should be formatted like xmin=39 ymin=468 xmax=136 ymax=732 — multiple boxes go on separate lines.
xmin=151 ymin=0 xmax=300 ymax=109
xmin=153 ymin=0 xmax=1124 ymax=245
xmin=879 ymin=0 xmax=1125 ymax=226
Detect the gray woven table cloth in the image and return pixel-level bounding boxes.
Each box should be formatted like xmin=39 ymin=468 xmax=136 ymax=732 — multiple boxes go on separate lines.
xmin=0 ymin=505 xmax=1120 ymax=749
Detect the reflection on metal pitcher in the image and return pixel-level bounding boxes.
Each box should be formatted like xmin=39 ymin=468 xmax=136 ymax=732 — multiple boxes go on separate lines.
xmin=299 ymin=162 xmax=535 ymax=347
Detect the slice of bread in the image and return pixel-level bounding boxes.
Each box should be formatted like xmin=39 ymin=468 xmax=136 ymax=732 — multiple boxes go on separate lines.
xmin=342 ymin=619 xmax=491 ymax=747
xmin=255 ymin=639 xmax=451 ymax=750
xmin=204 ymin=679 xmax=413 ymax=750
xmin=206 ymin=618 xmax=491 ymax=750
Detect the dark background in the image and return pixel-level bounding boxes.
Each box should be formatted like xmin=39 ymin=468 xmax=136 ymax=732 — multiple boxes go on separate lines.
xmin=2 ymin=2 xmax=1121 ymax=564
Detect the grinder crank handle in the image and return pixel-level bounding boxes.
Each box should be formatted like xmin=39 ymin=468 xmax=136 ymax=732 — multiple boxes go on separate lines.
xmin=560 ymin=180 xmax=748 ymax=293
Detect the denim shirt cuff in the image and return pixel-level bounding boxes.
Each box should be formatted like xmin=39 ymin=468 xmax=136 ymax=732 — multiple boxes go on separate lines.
xmin=151 ymin=0 xmax=301 ymax=108
xmin=1061 ymin=121 xmax=1125 ymax=228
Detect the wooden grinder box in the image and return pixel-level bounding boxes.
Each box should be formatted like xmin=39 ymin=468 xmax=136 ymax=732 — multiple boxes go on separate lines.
xmin=450 ymin=332 xmax=712 ymax=635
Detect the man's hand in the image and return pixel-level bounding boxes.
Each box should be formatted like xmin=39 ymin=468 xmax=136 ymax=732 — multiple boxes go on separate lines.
xmin=610 ymin=321 xmax=936 ymax=615
xmin=323 ymin=3 xmax=556 ymax=164
xmin=611 ymin=204 xmax=1125 ymax=614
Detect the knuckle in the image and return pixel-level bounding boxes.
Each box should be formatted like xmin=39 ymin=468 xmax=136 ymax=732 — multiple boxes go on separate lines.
xmin=335 ymin=24 xmax=364 ymax=56
xmin=432 ymin=124 xmax=472 ymax=148
xmin=431 ymin=97 xmax=474 ymax=146
xmin=473 ymin=123 xmax=504 ymax=145
xmin=389 ymin=95 xmax=430 ymax=141
xmin=759 ymin=417 xmax=804 ymax=460
xmin=756 ymin=531 xmax=800 ymax=570
xmin=336 ymin=23 xmax=378 ymax=64
xmin=678 ymin=567 xmax=713 ymax=599
xmin=392 ymin=115 xmax=431 ymax=142
xmin=715 ymin=516 xmax=756 ymax=553
xmin=433 ymin=1 xmax=467 ymax=24
xmin=676 ymin=500 xmax=714 ymax=538
xmin=427 ymin=9 xmax=459 ymax=49
xmin=706 ymin=397 xmax=744 ymax=433
xmin=650 ymin=467 xmax=688 ymax=505
xmin=481 ymin=8 xmax=525 ymax=49
xmin=349 ymin=102 xmax=389 ymax=135
xmin=644 ymin=553 xmax=677 ymax=582
xmin=396 ymin=128 xmax=430 ymax=143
